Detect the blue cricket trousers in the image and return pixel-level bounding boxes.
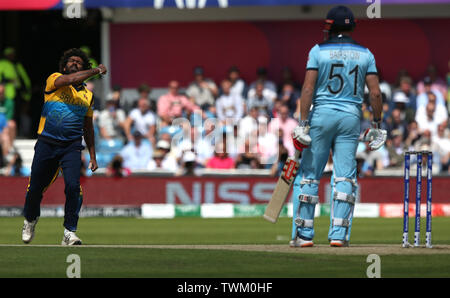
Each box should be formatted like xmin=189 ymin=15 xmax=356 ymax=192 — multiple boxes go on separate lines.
xmin=292 ymin=106 xmax=360 ymax=241
xmin=23 ymin=138 xmax=84 ymax=231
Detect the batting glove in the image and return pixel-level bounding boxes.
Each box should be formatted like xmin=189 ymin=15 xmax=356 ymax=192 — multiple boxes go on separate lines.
xmin=292 ymin=120 xmax=311 ymax=151
xmin=361 ymin=121 xmax=387 ymax=151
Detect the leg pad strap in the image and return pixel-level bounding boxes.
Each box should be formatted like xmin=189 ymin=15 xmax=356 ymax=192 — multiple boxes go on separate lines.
xmin=299 ymin=194 xmax=319 ymax=204
xmin=295 ymin=218 xmax=314 ymax=228
xmin=334 ymin=177 xmax=357 ymax=188
xmin=333 ymin=191 xmax=356 ymax=205
xmin=300 ymin=179 xmax=320 ymax=185
xmin=332 ymin=218 xmax=350 ymax=227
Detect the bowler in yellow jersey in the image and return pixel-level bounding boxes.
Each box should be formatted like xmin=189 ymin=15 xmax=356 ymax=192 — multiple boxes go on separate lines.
xmin=21 ymin=48 xmax=107 ymax=245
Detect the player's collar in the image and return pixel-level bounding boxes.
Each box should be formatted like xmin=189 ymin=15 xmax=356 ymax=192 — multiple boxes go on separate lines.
xmin=322 ymin=34 xmax=358 ymax=45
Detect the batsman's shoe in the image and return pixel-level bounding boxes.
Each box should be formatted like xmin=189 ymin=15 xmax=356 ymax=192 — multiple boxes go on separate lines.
xmin=330 ymin=240 xmax=349 ymax=247
xmin=22 ymin=218 xmax=39 ymax=244
xmin=290 ymin=237 xmax=314 ymax=248
xmin=62 ymin=230 xmax=82 ymax=246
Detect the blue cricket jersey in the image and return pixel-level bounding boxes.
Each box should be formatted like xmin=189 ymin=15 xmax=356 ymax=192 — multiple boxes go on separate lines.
xmin=306 ymin=35 xmax=378 ymax=117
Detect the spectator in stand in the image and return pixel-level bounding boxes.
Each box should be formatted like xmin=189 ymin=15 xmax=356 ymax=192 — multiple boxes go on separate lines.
xmin=391 ymin=91 xmax=415 ymax=124
xmin=147 ymin=148 xmax=178 ymax=172
xmin=415 ymin=92 xmax=448 ymax=136
xmin=0 ymin=47 xmax=32 ymax=137
xmin=235 ymin=139 xmax=261 ymax=169
xmin=4 ymin=151 xmax=30 ymax=176
xmin=385 ymin=108 xmax=408 ymax=140
xmin=414 ymin=129 xmax=432 ymax=153
xmin=392 ymin=76 xmax=417 ymax=112
xmin=176 ymin=125 xmax=215 ymax=166
xmin=157 ymin=80 xmax=200 ymax=127
xmin=268 ymin=104 xmax=297 ymax=156
xmin=394 ymin=69 xmax=410 ymax=88
xmin=227 ymin=66 xmax=246 ymax=98
xmin=147 ymin=150 xmax=165 ymax=170
xmin=148 ymin=139 xmax=178 ymax=172
xmin=0 ymin=83 xmax=14 ymax=122
xmin=386 ymin=129 xmax=405 ymax=168
xmin=247 ymin=80 xmax=276 ymax=118
xmin=176 ymin=151 xmax=198 ymax=176
xmin=119 ymin=131 xmax=153 ymax=171
xmin=193 ymin=125 xmax=215 ymax=167
xmin=105 ymin=155 xmax=131 ymax=178
xmin=417 ymin=65 xmax=448 ymax=101
xmin=356 ymin=140 xmax=388 ymax=176
xmin=256 ymin=117 xmax=278 ymax=166
xmin=138 ymin=83 xmax=152 ymax=102
xmin=186 ymin=66 xmax=218 ymax=110
xmin=124 ymin=97 xmax=156 ymax=146
xmin=0 ymin=83 xmax=16 ymax=157
xmin=416 ymin=76 xmax=446 ymax=109
xmin=105 ymin=84 xmax=123 ymax=110
xmin=404 ymin=120 xmax=421 ymax=150
xmin=248 ymin=67 xmax=277 ymax=93
xmin=229 ymin=125 xmax=244 ymax=160
xmin=124 ymin=83 xmax=152 ymax=113
xmin=206 ymin=142 xmax=234 ymax=169
xmin=278 ymin=82 xmax=300 ymax=116
xmin=98 ymin=98 xmax=126 ymax=142
xmin=432 ymin=122 xmax=450 ymax=173
xmin=216 ymin=79 xmax=244 ymax=125
xmin=157 ymin=132 xmax=180 ymax=161
xmin=278 ymin=67 xmax=301 ymax=94
xmin=239 ymin=106 xmax=260 ymax=140
xmin=177 ymin=125 xmax=196 ymax=154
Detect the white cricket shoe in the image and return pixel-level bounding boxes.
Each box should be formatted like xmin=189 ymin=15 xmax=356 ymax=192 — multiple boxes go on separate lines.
xmin=61 ymin=229 xmax=82 ymax=246
xmin=22 ymin=218 xmax=38 ymax=244
xmin=289 ymin=237 xmax=314 ymax=248
xmin=330 ymin=240 xmax=349 ymax=247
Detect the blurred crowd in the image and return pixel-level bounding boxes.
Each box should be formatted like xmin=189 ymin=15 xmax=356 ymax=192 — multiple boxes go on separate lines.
xmin=94 ymin=65 xmax=300 ymax=178
xmin=0 ymin=46 xmax=449 ymax=177
xmin=357 ymin=65 xmax=450 ymax=176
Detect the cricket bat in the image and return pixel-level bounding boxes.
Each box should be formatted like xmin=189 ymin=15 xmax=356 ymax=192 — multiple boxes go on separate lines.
xmin=263 ymin=150 xmax=301 ymax=223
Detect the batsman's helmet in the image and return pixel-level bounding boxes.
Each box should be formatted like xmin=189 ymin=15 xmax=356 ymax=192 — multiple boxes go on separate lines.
xmin=324 ymin=5 xmax=356 ymax=34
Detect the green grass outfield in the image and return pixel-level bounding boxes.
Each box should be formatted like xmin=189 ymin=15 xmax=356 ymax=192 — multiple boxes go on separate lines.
xmin=1 ymin=216 xmax=450 ymax=278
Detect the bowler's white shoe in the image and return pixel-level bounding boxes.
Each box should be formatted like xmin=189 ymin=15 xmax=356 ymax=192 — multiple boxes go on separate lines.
xmin=61 ymin=229 xmax=82 ymax=246
xmin=330 ymin=240 xmax=349 ymax=247
xmin=289 ymin=237 xmax=314 ymax=248
xmin=22 ymin=218 xmax=38 ymax=244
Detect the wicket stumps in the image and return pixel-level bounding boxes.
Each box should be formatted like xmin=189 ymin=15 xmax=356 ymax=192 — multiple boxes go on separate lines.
xmin=402 ymin=151 xmax=432 ymax=248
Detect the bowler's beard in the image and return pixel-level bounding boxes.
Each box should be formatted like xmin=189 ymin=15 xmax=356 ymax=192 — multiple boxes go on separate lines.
xmin=63 ymin=65 xmax=80 ymax=74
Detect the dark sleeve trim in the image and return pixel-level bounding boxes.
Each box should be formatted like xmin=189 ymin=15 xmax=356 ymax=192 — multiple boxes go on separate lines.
xmin=306 ymin=67 xmax=318 ymax=71
xmin=44 ymin=89 xmax=57 ymax=95
xmin=366 ymin=72 xmax=378 ymax=76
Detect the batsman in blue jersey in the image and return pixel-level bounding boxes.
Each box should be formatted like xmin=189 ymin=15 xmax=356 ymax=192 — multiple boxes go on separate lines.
xmin=291 ymin=6 xmax=387 ymax=247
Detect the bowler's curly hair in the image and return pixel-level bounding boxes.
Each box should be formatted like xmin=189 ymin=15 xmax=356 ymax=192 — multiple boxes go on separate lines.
xmin=59 ymin=48 xmax=91 ymax=73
